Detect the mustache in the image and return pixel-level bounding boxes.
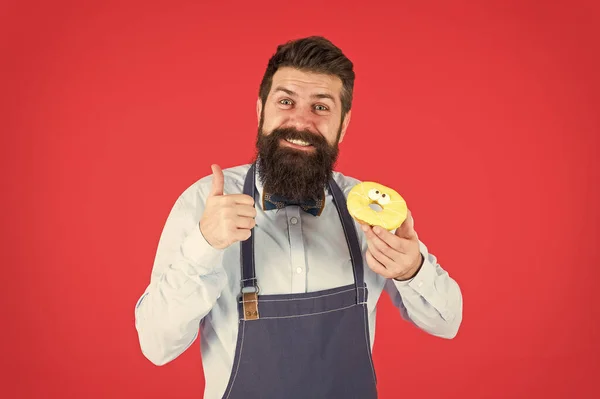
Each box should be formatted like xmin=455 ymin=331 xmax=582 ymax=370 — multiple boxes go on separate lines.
xmin=270 ymin=127 xmax=328 ymax=147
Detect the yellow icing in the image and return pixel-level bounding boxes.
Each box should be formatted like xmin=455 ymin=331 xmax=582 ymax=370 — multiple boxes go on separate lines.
xmin=347 ymin=182 xmax=408 ymax=230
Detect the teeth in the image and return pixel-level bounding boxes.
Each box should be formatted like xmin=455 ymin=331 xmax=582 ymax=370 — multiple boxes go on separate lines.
xmin=286 ymin=138 xmax=310 ymax=146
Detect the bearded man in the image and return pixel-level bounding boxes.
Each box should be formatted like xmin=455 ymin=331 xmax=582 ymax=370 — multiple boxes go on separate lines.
xmin=134 ymin=36 xmax=463 ymax=399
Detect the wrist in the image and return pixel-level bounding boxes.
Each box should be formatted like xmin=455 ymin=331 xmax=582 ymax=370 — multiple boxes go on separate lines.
xmin=394 ymin=253 xmax=424 ymax=281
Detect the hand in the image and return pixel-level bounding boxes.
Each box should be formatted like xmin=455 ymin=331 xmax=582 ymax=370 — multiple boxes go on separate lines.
xmin=199 ymin=164 xmax=257 ymax=249
xmin=361 ymin=210 xmax=423 ymax=281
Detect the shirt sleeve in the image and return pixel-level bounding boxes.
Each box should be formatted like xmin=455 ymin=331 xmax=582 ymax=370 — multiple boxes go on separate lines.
xmin=337 ymin=175 xmax=463 ymax=339
xmin=134 ymin=180 xmax=228 ymax=366
xmin=383 ymin=240 xmax=463 ymax=339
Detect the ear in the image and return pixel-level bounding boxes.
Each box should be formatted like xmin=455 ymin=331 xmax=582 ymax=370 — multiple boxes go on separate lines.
xmin=338 ymin=110 xmax=352 ymax=144
xmin=256 ymin=98 xmax=262 ymax=127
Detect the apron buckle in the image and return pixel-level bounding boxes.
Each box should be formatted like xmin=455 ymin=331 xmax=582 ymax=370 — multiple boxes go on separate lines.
xmin=241 ymin=286 xmax=260 ymax=320
xmin=242 ymin=291 xmax=260 ymax=320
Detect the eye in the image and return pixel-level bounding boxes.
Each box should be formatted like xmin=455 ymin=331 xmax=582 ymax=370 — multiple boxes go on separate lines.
xmin=314 ymin=104 xmax=328 ymax=111
xmin=378 ymin=193 xmax=390 ymax=205
xmin=279 ymin=99 xmax=293 ymax=106
xmin=368 ymin=189 xmax=381 ymax=201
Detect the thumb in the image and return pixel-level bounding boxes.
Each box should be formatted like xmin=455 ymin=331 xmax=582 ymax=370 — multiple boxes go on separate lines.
xmin=209 ymin=164 xmax=224 ymax=196
xmin=395 ymin=209 xmax=417 ymax=239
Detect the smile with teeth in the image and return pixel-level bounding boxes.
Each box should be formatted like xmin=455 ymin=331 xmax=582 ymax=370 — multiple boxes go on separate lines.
xmin=285 ymin=138 xmax=312 ymax=147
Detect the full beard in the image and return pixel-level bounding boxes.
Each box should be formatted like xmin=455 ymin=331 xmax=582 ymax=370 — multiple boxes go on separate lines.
xmin=254 ymin=124 xmax=340 ymax=202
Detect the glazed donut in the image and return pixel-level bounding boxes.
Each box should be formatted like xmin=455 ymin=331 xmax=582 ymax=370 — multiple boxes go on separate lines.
xmin=347 ymin=182 xmax=408 ymax=230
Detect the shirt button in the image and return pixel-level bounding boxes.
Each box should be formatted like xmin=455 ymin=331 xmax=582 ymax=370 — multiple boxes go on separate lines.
xmin=290 ymin=217 xmax=298 ymax=225
xmin=296 ymin=267 xmax=302 ymax=274
xmin=418 ymin=281 xmax=423 ymax=288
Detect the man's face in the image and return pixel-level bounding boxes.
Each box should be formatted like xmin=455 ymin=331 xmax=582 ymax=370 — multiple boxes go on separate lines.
xmin=255 ymin=67 xmax=352 ymax=201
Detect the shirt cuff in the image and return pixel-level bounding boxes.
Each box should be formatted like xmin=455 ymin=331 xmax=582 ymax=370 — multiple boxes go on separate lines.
xmin=391 ymin=249 xmax=450 ymax=317
xmin=392 ymin=253 xmax=435 ymax=291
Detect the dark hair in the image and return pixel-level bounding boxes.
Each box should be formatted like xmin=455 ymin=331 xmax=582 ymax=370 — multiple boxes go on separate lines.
xmin=258 ymin=36 xmax=355 ymax=118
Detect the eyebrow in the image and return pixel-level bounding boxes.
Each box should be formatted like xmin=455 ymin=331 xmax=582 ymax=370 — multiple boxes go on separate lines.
xmin=274 ymin=86 xmax=336 ymax=103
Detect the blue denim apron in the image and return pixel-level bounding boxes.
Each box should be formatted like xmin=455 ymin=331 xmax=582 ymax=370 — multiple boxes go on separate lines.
xmin=221 ymin=163 xmax=378 ymax=398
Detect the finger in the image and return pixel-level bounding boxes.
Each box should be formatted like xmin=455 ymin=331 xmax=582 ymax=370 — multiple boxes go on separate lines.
xmin=236 ymin=204 xmax=257 ymax=218
xmin=235 ymin=216 xmax=256 ymax=229
xmin=365 ymin=250 xmax=395 ymax=279
xmin=372 ymin=225 xmax=407 ymax=252
xmin=394 ymin=209 xmax=418 ymax=240
xmin=361 ymin=223 xmax=381 ymax=242
xmin=362 ymin=224 xmax=391 ymax=260
xmin=209 ymin=164 xmax=224 ymax=197
xmin=367 ymin=241 xmax=397 ymax=270
xmin=233 ymin=228 xmax=252 ymax=242
xmin=365 ymin=227 xmax=400 ymax=264
xmin=225 ymin=194 xmax=255 ymax=206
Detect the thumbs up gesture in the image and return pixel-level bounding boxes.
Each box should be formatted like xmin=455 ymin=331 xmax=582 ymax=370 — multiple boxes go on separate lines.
xmin=199 ymin=164 xmax=257 ymax=249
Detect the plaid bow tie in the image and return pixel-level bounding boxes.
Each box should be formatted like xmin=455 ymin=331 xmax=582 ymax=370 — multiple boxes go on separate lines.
xmin=262 ymin=192 xmax=325 ymax=216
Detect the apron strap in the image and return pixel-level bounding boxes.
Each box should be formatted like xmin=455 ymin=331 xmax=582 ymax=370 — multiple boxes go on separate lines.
xmin=328 ymin=176 xmax=367 ymax=300
xmin=241 ymin=163 xmax=258 ymax=293
xmin=240 ymin=163 xmax=366 ymax=303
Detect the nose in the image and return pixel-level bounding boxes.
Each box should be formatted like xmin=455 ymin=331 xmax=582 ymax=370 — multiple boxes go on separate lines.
xmin=287 ymin=106 xmax=316 ymax=132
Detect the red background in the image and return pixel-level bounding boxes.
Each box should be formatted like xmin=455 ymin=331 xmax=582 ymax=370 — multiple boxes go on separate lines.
xmin=2 ymin=0 xmax=599 ymax=398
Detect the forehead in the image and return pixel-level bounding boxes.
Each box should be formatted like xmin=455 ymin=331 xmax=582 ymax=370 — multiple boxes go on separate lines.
xmin=270 ymin=67 xmax=342 ymax=100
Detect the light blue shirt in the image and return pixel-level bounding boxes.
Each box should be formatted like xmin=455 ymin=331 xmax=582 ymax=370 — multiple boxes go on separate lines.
xmin=134 ymin=163 xmax=463 ymax=399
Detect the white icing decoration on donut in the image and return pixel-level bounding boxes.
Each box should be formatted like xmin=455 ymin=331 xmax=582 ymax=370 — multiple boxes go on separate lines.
xmin=378 ymin=193 xmax=390 ymax=205
xmin=368 ymin=188 xmax=381 ymax=201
